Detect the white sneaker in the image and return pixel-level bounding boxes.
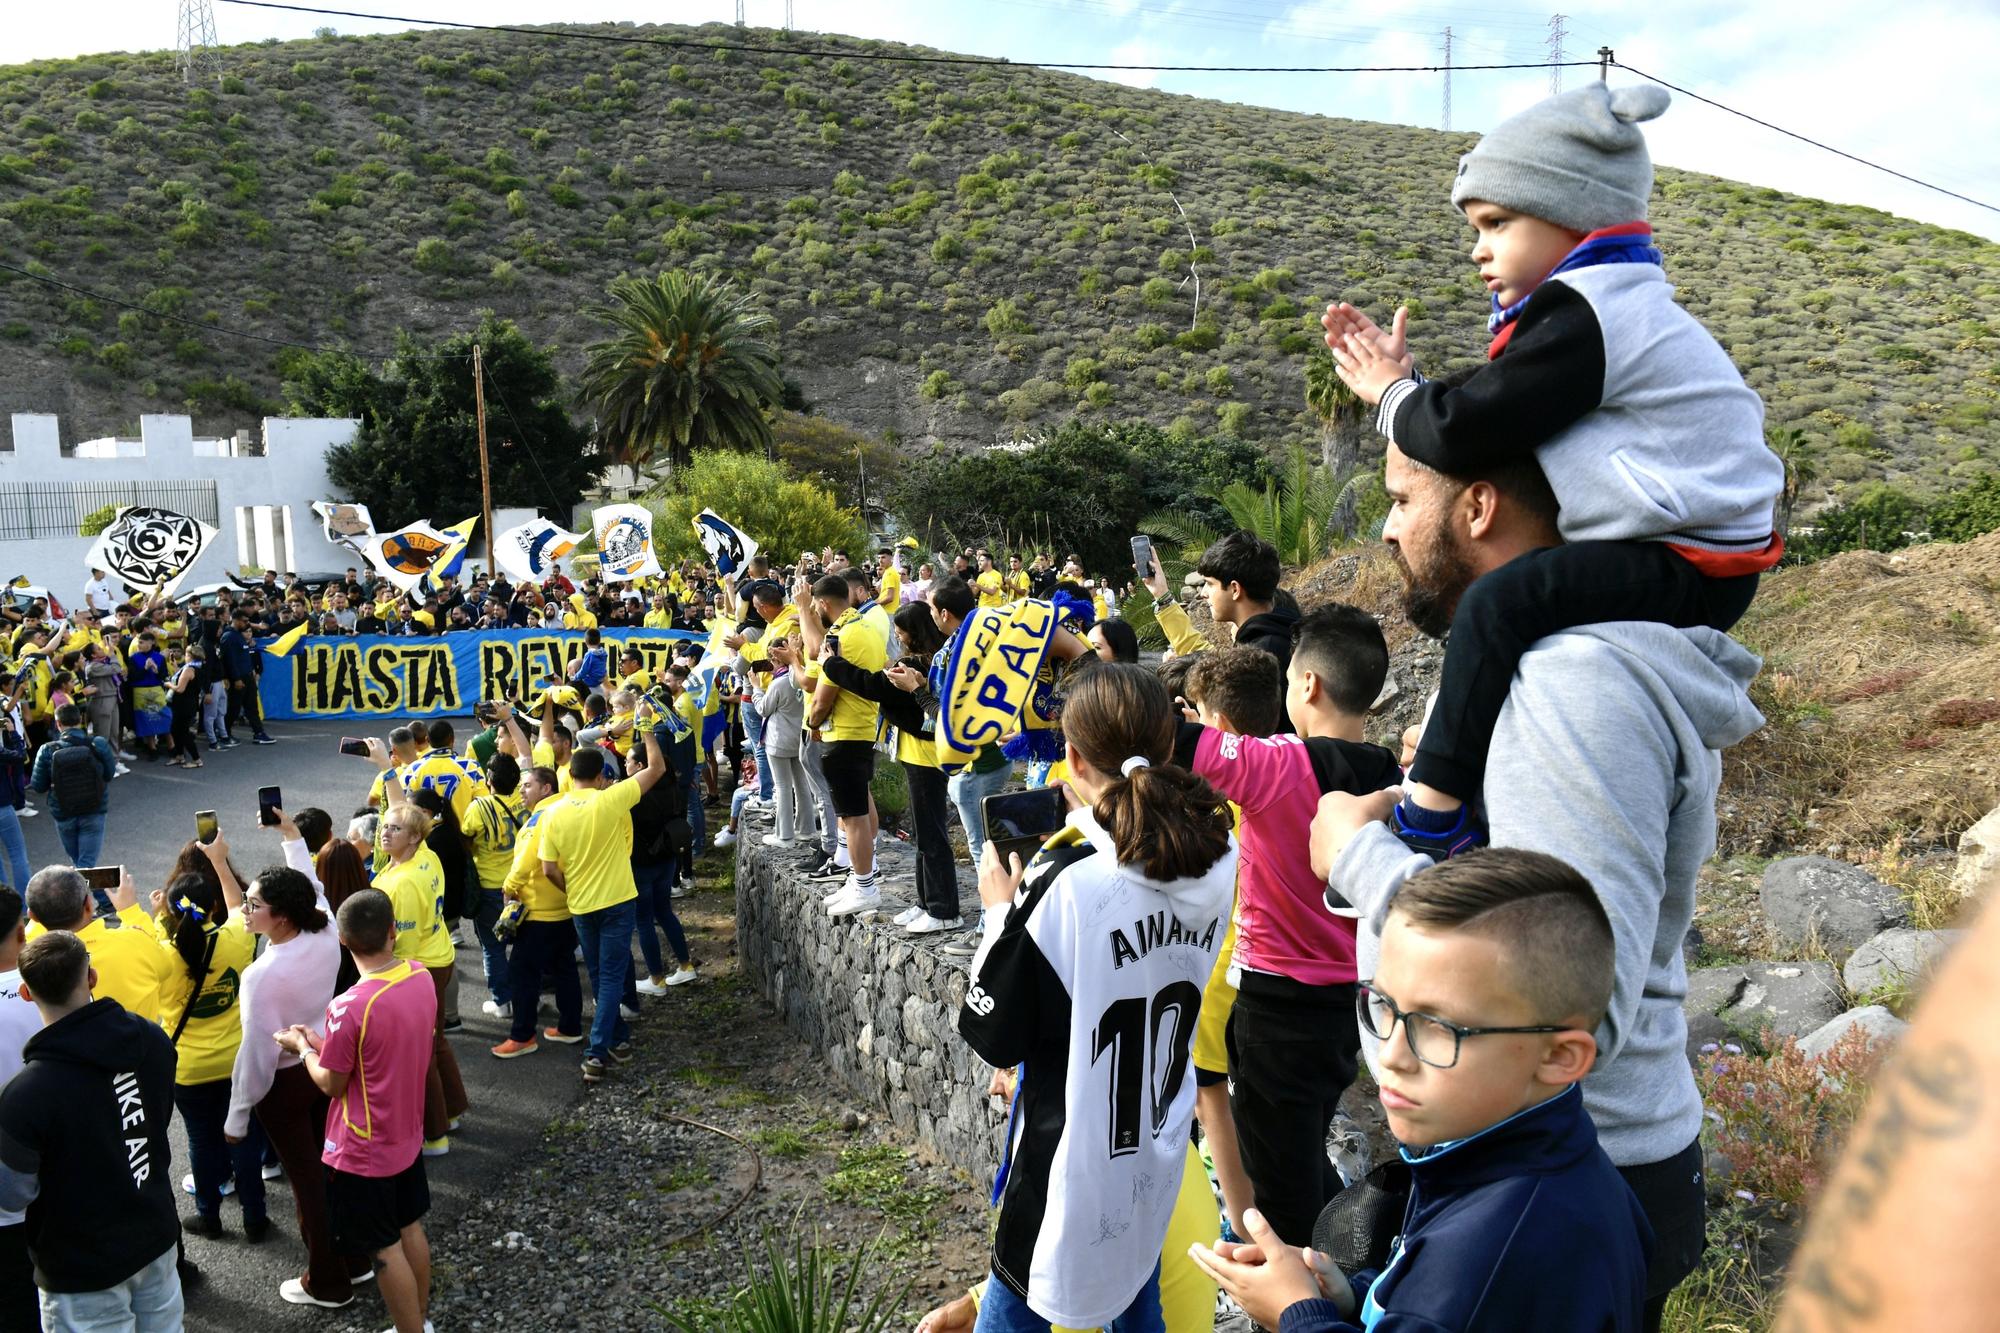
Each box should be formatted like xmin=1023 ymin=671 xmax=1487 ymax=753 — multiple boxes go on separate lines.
xmin=760 ymin=833 xmax=792 ymax=848
xmin=117 ymin=750 xmax=137 ymax=761
xmin=182 ymin=1172 xmax=235 ymax=1197
xmin=892 ymin=905 xmax=923 ymax=927
xmin=113 ymin=763 xmax=131 ymax=777
xmin=479 ymin=999 xmax=512 ymax=1020
xmin=261 ymin=1161 xmax=284 ymax=1181
xmin=666 ymin=964 xmax=698 ymax=986
xmin=826 ymin=884 xmax=880 ymax=918
xmin=905 ymin=911 xmax=964 ymax=935
xmin=635 ymin=976 xmax=667 ymax=996
xmin=820 ymin=877 xmax=854 ymax=904
xmin=619 ymin=1003 xmax=640 ymax=1021
xmin=17 ymin=805 xmax=34 ymax=818
xmin=279 ymin=1277 xmax=351 ymax=1309
xmin=670 ymin=882 xmax=690 ymax=898
xmin=715 ymin=827 xmax=737 ymax=848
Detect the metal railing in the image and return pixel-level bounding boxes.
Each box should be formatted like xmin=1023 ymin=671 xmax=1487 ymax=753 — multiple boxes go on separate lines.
xmin=0 ymin=481 xmax=222 ymax=541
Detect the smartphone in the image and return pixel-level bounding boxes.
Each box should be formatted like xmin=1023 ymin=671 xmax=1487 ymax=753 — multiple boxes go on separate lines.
xmin=472 ymin=701 xmax=497 ymax=724
xmin=82 ymin=865 xmax=122 ymax=918
xmin=194 ymin=810 xmax=219 ymax=846
xmin=981 ymin=786 xmax=1071 ymax=869
xmin=1130 ymin=534 xmax=1155 ymax=580
xmin=257 ymin=785 xmax=282 ymax=828
xmin=338 ymin=737 xmax=369 ymax=757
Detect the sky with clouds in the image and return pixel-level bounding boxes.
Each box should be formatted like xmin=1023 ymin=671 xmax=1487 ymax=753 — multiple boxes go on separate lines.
xmin=10 ymin=0 xmax=1997 ymax=241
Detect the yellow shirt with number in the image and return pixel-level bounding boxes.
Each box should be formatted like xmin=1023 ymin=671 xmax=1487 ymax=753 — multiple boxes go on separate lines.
xmin=504 ymin=807 xmax=568 ymax=921
xmin=399 ymin=748 xmax=490 ymax=825
xmin=377 ymin=847 xmax=455 ymax=968
xmin=463 ymin=789 xmax=523 ymax=889
xmin=538 ymin=781 xmax=642 ymax=915
xmin=821 ymin=609 xmax=887 ymax=742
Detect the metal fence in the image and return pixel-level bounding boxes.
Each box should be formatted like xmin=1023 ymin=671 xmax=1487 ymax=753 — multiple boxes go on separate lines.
xmin=0 ymin=481 xmax=222 ymax=542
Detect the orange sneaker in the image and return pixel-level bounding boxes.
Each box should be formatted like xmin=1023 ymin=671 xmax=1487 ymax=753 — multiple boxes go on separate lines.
xmin=541 ymin=1028 xmax=584 ymax=1045
xmin=490 ymin=1038 xmax=539 ymax=1059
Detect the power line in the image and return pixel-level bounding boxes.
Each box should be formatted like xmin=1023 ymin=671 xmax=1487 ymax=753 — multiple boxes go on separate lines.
xmin=1613 ymin=60 xmax=2000 ymax=218
xmin=0 ymin=258 xmax=466 ymax=361
xmin=214 ymin=1 xmax=1592 ymax=73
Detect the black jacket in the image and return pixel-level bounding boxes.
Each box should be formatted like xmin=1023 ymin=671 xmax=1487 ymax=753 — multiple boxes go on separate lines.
xmin=820 ymin=656 xmax=937 ymax=741
xmin=1235 ymin=606 xmax=1301 ymax=671
xmin=0 ymin=999 xmax=179 ymax=1293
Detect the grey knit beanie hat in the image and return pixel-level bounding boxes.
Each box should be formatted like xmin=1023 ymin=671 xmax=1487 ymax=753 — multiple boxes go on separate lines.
xmin=1451 ymin=83 xmax=1672 ymax=232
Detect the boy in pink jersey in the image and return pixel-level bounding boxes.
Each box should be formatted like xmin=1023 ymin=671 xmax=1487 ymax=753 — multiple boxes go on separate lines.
xmin=276 ymin=889 xmax=436 ymax=1333
xmin=1168 ymin=607 xmax=1402 ymax=1248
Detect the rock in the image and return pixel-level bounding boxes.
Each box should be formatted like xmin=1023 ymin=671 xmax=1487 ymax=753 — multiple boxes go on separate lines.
xmin=1760 ymin=856 xmax=1909 ymax=960
xmin=1840 ymin=928 xmax=1962 ymax=996
xmin=1798 ymin=1005 xmax=1908 ymax=1060
xmin=1370 ymin=670 xmax=1399 ymax=712
xmin=1953 ymin=805 xmax=2000 ymax=898
xmin=1684 ymin=960 xmax=1844 ymax=1045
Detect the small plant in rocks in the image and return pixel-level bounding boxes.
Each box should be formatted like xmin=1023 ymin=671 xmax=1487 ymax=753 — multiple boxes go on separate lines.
xmin=1695 ymin=1028 xmax=1879 ymax=1207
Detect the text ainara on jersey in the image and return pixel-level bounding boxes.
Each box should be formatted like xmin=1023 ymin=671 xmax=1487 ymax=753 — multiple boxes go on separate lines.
xmin=1109 ymin=911 xmax=1222 ymax=970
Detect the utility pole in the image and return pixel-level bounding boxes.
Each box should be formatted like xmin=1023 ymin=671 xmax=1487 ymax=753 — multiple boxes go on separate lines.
xmin=734 ymin=0 xmax=744 ymax=25
xmin=1547 ymin=14 xmax=1568 ymax=95
xmin=472 ymin=344 xmax=495 ymax=574
xmin=1440 ymin=27 xmax=1453 ymax=131
xmin=783 ymin=0 xmax=794 ymax=32
xmin=1598 ymin=45 xmax=1614 ymax=82
xmin=176 ymin=0 xmax=220 ymax=87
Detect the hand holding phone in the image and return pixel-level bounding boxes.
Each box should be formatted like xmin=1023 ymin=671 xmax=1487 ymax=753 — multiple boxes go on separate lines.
xmin=194 ymin=810 xmax=219 ymax=845
xmin=338 ymin=737 xmax=369 ymax=757
xmin=257 ymin=785 xmax=282 ymax=829
xmin=981 ymin=785 xmax=1069 ymax=871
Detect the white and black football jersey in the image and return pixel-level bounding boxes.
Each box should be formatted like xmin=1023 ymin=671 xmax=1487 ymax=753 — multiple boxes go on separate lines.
xmin=959 ymin=809 xmax=1237 ymax=1328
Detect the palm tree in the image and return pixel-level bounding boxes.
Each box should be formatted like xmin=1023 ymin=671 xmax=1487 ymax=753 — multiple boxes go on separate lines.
xmin=1304 ymin=349 xmax=1371 ymax=480
xmin=576 ymin=271 xmax=784 ymax=472
xmin=1767 ymin=425 xmax=1819 ymax=544
xmin=1142 ymin=444 xmax=1364 ymax=573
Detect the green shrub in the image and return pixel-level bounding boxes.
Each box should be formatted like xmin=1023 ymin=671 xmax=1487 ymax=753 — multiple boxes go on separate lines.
xmin=1063 ymin=356 xmax=1102 ymax=390
xmin=413 ymin=236 xmax=454 ymax=273
xmin=919 ymin=369 xmax=957 ymax=400
xmin=1205 ymin=365 xmax=1234 ymax=397
xmin=984 ymin=297 xmax=1030 ymax=338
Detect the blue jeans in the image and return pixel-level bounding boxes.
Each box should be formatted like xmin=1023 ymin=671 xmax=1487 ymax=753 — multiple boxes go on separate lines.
xmin=572 ymin=900 xmax=635 ymax=1061
xmin=174 ymin=1078 xmax=268 ymax=1225
xmin=507 ymin=916 xmax=581 ymax=1044
xmin=38 ymin=1242 xmax=182 ymax=1333
xmin=0 ymin=805 xmax=27 ymax=892
xmin=742 ymin=705 xmax=774 ymax=799
xmin=972 ymin=1263 xmax=1163 ymax=1333
xmin=55 ymin=811 xmax=106 ymax=869
xmin=948 ymin=763 xmax=1011 ymax=864
xmin=472 ymin=888 xmax=510 ymax=1008
xmin=633 ymin=859 xmax=688 ymax=976
xmin=683 ymin=765 xmax=706 ymax=847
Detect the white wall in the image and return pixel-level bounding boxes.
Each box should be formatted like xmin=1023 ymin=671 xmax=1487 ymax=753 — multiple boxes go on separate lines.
xmin=2 ymin=413 xmax=360 ymax=604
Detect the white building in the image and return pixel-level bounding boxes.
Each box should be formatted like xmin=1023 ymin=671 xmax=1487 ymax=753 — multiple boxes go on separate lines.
xmin=3 ymin=413 xmax=361 ymax=603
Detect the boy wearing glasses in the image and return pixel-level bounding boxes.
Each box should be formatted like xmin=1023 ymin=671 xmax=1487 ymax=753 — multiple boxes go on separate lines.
xmin=1191 ymin=848 xmax=1651 ymax=1331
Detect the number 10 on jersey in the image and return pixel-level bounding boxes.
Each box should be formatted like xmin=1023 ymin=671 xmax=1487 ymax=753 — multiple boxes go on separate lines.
xmin=1091 ymin=982 xmax=1201 ymax=1157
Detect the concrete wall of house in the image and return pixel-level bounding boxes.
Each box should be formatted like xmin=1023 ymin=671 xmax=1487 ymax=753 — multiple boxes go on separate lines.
xmin=2 ymin=412 xmax=360 ymax=603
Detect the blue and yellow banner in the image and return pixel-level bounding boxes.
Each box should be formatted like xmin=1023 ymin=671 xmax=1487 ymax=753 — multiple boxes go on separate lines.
xmin=258 ymin=627 xmax=705 ymax=721
xmin=934 ymin=599 xmax=1060 ymax=773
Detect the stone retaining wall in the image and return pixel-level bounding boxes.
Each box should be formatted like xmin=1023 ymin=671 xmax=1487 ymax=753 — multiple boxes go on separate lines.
xmin=735 ymin=835 xmax=1004 ymax=1174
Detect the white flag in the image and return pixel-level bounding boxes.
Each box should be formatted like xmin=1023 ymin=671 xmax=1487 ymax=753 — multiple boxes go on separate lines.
xmin=363 ymin=521 xmax=455 ymax=596
xmin=591 ymin=503 xmax=662 ymax=583
xmin=86 ymin=506 xmax=217 ymax=599
xmin=494 ymin=517 xmax=585 ymax=585
xmin=693 ymin=508 xmax=760 ymax=578
xmin=311 ymin=500 xmax=376 ymax=554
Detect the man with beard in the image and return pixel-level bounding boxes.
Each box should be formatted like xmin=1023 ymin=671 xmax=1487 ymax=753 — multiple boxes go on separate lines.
xmin=1309 ymin=438 xmax=1764 ymax=1333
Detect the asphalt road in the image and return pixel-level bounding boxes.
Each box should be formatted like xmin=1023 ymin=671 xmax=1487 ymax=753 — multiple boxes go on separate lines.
xmin=26 ymin=718 xmax=583 ymax=1333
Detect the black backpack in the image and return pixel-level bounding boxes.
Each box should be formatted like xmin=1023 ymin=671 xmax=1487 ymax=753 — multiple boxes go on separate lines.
xmin=49 ymin=739 xmax=105 ymax=817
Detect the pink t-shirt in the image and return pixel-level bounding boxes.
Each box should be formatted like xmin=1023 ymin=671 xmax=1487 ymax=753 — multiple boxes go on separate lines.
xmin=316 ymin=960 xmax=436 ymax=1178
xmin=1193 ymin=729 xmax=1358 ymax=986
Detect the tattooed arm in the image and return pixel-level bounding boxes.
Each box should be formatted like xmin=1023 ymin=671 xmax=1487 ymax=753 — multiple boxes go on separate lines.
xmin=1777 ymin=900 xmax=1994 ymax=1331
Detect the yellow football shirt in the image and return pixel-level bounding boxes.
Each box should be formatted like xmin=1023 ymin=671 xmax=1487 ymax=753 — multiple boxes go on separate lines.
xmin=463 ymin=789 xmax=523 ymax=889
xmin=504 ymin=807 xmax=568 ymax=921
xmin=821 ymin=609 xmax=887 ymax=742
xmin=538 ymin=781 xmax=642 ymax=915
xmin=975 ymin=570 xmax=1006 ymax=608
xmin=377 ymin=847 xmax=455 ymax=968
xmin=878 ymin=566 xmax=903 ymax=614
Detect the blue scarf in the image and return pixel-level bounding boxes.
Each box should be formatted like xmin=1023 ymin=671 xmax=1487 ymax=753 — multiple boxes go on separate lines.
xmin=1487 ymin=222 xmax=1662 ymax=352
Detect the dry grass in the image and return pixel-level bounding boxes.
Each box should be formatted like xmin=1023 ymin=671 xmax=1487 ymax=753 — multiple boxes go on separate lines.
xmin=1854 ymin=836 xmax=1971 ymax=932
xmin=1722 ymin=532 xmax=2000 ymax=853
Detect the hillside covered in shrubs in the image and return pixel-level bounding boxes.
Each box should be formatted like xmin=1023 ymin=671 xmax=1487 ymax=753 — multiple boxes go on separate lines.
xmin=1 ymin=21 xmax=1996 ymax=502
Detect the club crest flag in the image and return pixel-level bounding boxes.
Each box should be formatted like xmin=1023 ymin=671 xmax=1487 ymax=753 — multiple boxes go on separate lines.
xmin=591 ymin=503 xmax=662 ymax=583
xmin=363 ymin=520 xmax=454 ymax=596
xmin=312 ymin=501 xmax=375 ymax=553
xmin=85 ymin=506 xmax=217 ymax=598
xmin=693 ymin=509 xmax=759 ymax=578
xmin=494 ymin=517 xmax=584 ymax=585
xmin=425 ymin=516 xmax=478 ymax=593
xmin=933 ymin=599 xmax=1061 ymax=774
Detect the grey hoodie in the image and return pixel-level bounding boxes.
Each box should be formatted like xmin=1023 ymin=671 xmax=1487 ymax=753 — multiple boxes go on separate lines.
xmin=1330 ymin=623 xmax=1763 ymax=1168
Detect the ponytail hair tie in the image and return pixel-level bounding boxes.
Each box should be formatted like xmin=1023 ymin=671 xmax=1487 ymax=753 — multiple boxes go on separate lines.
xmin=175 ymin=896 xmax=207 ymax=923
xmin=1119 ymin=755 xmax=1151 ymax=777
